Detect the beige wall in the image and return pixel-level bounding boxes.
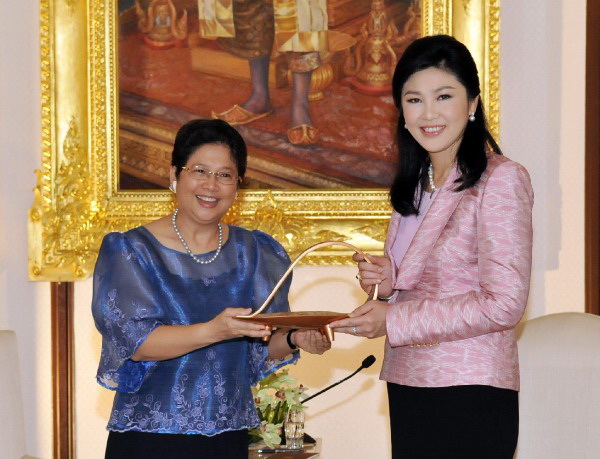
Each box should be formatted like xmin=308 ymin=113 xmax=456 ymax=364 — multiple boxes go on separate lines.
xmin=0 ymin=1 xmax=587 ymax=457
xmin=0 ymin=1 xmax=53 ymax=457
xmin=500 ymin=0 xmax=587 ymax=320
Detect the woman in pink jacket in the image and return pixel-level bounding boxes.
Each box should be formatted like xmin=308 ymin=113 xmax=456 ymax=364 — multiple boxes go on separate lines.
xmin=331 ymin=35 xmax=533 ymax=458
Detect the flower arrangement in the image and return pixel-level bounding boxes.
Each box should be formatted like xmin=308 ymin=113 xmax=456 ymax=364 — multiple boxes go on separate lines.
xmin=249 ymin=369 xmax=307 ymax=448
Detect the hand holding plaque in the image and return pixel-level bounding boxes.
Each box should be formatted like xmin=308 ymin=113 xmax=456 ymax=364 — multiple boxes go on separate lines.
xmin=237 ymin=241 xmax=378 ymax=342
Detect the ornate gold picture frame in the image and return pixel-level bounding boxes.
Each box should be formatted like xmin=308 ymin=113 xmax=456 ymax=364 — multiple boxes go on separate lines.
xmin=29 ymin=0 xmax=499 ymax=281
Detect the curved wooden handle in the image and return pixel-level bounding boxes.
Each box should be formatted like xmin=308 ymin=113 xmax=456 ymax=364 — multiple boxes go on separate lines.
xmin=238 ymin=241 xmax=379 ymax=318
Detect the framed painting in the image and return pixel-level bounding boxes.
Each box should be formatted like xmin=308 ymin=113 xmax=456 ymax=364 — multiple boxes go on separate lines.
xmin=30 ymin=0 xmax=500 ymax=281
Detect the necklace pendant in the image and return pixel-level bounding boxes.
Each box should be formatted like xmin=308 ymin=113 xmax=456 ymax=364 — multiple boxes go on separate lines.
xmin=428 ymin=163 xmax=438 ymax=193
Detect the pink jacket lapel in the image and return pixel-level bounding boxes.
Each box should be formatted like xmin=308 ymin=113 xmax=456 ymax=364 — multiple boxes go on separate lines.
xmin=386 ymin=168 xmax=467 ymax=291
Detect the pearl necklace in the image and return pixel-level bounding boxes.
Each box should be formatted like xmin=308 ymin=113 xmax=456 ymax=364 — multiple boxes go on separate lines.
xmin=171 ymin=209 xmax=223 ymax=264
xmin=428 ymin=163 xmax=438 ymax=193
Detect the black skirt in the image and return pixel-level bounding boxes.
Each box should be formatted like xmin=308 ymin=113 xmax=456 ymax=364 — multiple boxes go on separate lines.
xmin=105 ymin=429 xmax=249 ymax=459
xmin=387 ymin=383 xmax=519 ymax=459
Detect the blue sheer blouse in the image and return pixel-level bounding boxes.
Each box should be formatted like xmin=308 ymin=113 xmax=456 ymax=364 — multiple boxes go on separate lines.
xmin=92 ymin=225 xmax=298 ymax=435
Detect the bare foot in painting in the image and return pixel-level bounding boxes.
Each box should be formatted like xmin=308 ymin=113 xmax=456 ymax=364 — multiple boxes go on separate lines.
xmin=241 ymin=55 xmax=273 ymax=115
xmin=240 ymin=93 xmax=272 ymax=116
xmin=288 ymin=70 xmax=319 ymax=145
xmin=211 ymin=55 xmax=273 ymax=124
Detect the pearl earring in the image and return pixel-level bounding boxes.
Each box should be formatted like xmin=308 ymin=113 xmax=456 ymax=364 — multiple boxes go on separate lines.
xmin=404 ymin=123 xmax=408 ymax=129
xmin=468 ymin=113 xmax=475 ymax=122
xmin=169 ymin=180 xmax=177 ymax=193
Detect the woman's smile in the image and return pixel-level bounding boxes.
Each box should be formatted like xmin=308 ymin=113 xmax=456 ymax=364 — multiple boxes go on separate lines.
xmin=195 ymin=194 xmax=219 ymax=207
xmin=420 ymin=125 xmax=446 ymax=136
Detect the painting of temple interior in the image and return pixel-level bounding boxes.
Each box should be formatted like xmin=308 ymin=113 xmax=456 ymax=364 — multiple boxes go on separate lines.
xmin=118 ymin=0 xmax=421 ymax=190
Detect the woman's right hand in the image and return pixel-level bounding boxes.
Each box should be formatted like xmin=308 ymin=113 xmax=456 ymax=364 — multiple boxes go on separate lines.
xmin=132 ymin=308 xmax=271 ymax=362
xmin=352 ymin=253 xmax=393 ymax=298
xmin=208 ymin=308 xmax=272 ymax=342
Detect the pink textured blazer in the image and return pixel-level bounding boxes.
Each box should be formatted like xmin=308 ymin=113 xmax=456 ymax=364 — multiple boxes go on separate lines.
xmin=381 ymin=154 xmax=534 ymax=391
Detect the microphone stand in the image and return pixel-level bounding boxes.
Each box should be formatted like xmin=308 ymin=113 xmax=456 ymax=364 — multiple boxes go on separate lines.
xmin=296 ymin=355 xmax=376 ymax=444
xmin=301 ymin=356 xmax=376 ymax=405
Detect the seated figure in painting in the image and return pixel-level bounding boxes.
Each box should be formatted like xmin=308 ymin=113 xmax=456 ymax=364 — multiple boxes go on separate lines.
xmin=198 ymin=0 xmax=328 ymax=146
xmin=136 ymin=0 xmax=188 ymax=49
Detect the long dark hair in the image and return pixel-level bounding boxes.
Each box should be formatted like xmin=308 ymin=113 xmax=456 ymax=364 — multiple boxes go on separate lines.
xmin=390 ymin=35 xmax=501 ymax=216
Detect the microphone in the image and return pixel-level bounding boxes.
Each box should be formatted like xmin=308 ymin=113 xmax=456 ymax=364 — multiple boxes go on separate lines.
xmin=301 ymin=355 xmax=376 ymax=404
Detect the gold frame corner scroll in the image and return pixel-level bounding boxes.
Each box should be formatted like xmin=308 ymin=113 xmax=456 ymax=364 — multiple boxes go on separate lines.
xmin=30 ymin=0 xmax=500 ymax=281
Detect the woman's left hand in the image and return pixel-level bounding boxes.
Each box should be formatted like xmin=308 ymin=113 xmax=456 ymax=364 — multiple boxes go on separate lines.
xmin=293 ymin=329 xmax=332 ymax=355
xmin=329 ymin=300 xmax=388 ymax=338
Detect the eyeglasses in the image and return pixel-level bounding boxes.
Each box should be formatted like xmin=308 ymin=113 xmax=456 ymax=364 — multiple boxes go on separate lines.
xmin=181 ymin=165 xmax=240 ymax=185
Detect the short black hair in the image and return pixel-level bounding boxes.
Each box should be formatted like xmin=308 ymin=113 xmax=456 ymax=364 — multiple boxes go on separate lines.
xmin=171 ymin=119 xmax=247 ymax=179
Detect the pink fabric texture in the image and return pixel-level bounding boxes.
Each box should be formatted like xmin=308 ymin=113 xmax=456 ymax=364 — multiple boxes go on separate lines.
xmin=390 ymin=189 xmax=437 ymax=266
xmin=381 ymin=154 xmax=534 ymax=391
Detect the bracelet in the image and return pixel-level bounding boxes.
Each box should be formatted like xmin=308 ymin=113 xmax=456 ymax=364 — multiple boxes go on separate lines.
xmin=286 ymin=329 xmax=298 ymax=350
xmin=377 ymin=291 xmax=395 ymax=301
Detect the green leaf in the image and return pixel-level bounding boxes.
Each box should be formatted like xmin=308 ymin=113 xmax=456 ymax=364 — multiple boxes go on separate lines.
xmin=249 ymin=369 xmax=308 ymax=446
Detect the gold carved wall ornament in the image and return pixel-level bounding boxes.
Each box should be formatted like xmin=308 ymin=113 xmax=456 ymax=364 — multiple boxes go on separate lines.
xmin=30 ymin=0 xmax=500 ymax=281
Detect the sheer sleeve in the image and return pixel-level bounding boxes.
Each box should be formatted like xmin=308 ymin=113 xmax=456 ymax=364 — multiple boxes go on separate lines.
xmin=247 ymin=231 xmax=299 ymax=384
xmin=92 ymin=232 xmax=164 ymax=393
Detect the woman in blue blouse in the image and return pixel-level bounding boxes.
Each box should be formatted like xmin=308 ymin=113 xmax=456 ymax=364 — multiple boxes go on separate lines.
xmin=92 ymin=119 xmax=330 ymax=458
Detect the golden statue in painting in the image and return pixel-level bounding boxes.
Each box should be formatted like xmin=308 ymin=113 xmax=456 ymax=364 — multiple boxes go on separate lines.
xmin=344 ymin=0 xmax=399 ymax=95
xmin=135 ymin=0 xmax=188 ymax=49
